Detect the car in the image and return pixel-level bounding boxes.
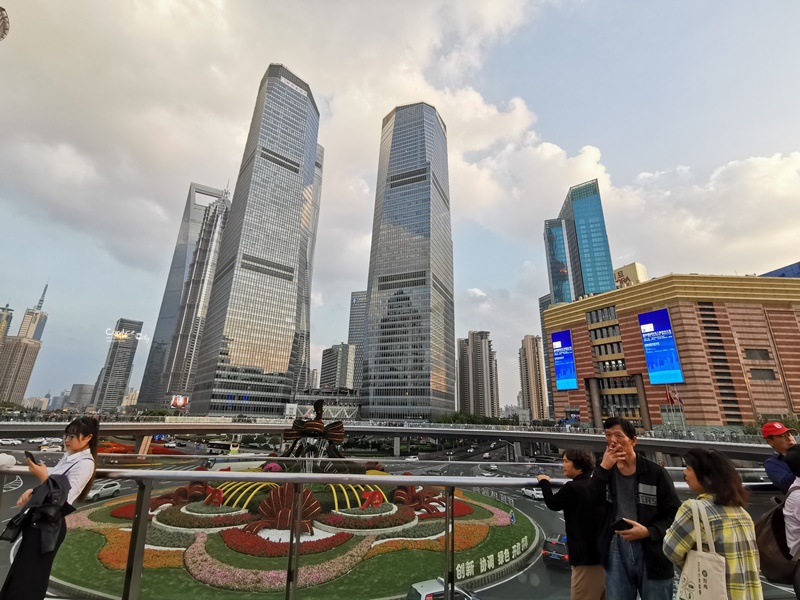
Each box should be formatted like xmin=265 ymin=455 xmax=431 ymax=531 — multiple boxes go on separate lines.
xmin=39 ymin=444 xmax=63 ymax=452
xmin=482 ymin=452 xmax=490 ymax=460
xmin=405 ymin=455 xmax=419 ymax=462
xmin=541 ymin=534 xmax=570 ymax=569
xmin=0 ymin=439 xmax=13 ymax=446
xmin=406 ymin=577 xmax=480 ymax=600
xmin=490 ymin=442 xmax=497 ymax=449
xmin=27 ymin=437 xmax=45 ymax=444
xmin=86 ymin=481 xmax=122 ymax=502
xmin=489 ymin=464 xmax=498 ymax=471
xmin=177 ymin=440 xmax=187 ymax=447
xmin=445 ymin=450 xmax=454 ymax=456
xmin=5 ymin=439 xmax=21 ymax=445
xmin=522 ymin=487 xmax=544 ymax=500
xmin=164 ymin=442 xmax=177 ymax=448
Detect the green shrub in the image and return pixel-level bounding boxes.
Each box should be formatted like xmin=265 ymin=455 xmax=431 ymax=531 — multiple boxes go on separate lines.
xmin=376 ymin=521 xmax=445 ymax=540
xmin=183 ymin=501 xmax=241 ymax=515
xmin=146 ymin=523 xmax=195 ymax=548
xmin=339 ymin=503 xmax=394 ymax=515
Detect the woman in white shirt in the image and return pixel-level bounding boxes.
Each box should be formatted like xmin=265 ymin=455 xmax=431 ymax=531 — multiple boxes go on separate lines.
xmin=1 ymin=416 xmax=98 ymax=600
xmin=782 ymin=445 xmax=800 ymax=596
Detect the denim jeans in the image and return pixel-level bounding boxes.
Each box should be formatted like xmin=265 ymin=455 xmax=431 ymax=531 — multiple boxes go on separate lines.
xmin=605 ymin=535 xmax=674 ymax=600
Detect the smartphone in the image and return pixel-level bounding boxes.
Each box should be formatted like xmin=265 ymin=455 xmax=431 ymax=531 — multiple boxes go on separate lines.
xmin=612 ymin=518 xmax=633 ymax=531
xmin=24 ymin=450 xmax=37 ymax=464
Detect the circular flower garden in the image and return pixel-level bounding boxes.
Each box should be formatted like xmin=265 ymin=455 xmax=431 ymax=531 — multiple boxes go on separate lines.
xmin=51 ymin=474 xmax=537 ymax=599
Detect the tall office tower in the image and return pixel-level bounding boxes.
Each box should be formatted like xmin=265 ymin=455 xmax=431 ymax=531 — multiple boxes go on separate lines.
xmin=94 ymin=318 xmax=143 ymax=412
xmin=456 ymin=331 xmax=499 ymax=418
xmin=0 ymin=304 xmax=12 ymax=355
xmin=68 ymin=383 xmax=95 ymax=408
xmin=519 ymin=335 xmax=548 ymax=421
xmin=310 ymin=368 xmax=318 ymax=389
xmin=0 ymin=286 xmax=48 ymax=405
xmin=160 ymin=194 xmax=231 ymax=407
xmin=538 ymin=294 xmax=555 ymax=420
xmin=544 ymin=179 xmax=615 ymax=304
xmin=361 ymin=102 xmax=456 ymax=421
xmin=320 ymin=343 xmax=355 ymax=389
xmin=138 ymin=183 xmax=229 ymax=410
xmin=192 ymin=64 xmax=323 ymax=416
xmin=347 ymin=291 xmax=367 ymax=390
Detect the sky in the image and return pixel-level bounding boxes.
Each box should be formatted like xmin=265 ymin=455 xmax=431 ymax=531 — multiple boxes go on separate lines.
xmin=1 ymin=1 xmax=799 ymax=408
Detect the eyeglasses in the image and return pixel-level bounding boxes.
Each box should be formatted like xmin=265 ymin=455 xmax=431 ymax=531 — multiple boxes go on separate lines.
xmin=63 ymin=434 xmax=77 ymax=441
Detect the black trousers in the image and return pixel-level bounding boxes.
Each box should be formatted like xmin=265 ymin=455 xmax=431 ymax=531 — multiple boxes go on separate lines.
xmin=0 ymin=519 xmax=66 ymax=600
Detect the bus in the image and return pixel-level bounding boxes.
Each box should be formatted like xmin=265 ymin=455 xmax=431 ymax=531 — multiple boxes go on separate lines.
xmin=207 ymin=441 xmax=239 ymax=455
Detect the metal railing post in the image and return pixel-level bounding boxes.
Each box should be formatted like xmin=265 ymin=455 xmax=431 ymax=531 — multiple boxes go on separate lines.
xmin=443 ymin=485 xmax=456 ymax=599
xmin=285 ymin=482 xmax=305 ymax=600
xmin=122 ymin=478 xmax=152 ymax=600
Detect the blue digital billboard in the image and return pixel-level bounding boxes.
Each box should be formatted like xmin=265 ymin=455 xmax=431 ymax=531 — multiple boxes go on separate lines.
xmin=638 ymin=308 xmax=684 ymax=385
xmin=551 ymin=330 xmax=578 ymax=390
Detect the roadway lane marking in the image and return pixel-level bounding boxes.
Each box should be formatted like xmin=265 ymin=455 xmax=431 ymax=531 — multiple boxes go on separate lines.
xmin=2 ymin=476 xmax=22 ymax=492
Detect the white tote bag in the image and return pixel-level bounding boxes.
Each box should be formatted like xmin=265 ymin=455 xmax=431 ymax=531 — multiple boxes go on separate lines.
xmin=676 ymin=499 xmax=728 ymax=600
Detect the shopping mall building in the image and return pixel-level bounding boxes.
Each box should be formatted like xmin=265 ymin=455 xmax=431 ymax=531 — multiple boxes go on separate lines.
xmin=542 ymin=274 xmax=800 ymax=429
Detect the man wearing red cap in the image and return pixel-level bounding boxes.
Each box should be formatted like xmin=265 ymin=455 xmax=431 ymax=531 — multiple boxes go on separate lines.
xmin=762 ymin=421 xmax=798 ymax=493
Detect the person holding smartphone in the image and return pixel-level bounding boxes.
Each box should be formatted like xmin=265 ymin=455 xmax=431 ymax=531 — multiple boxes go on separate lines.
xmin=1 ymin=416 xmax=98 ymax=600
xmin=589 ymin=417 xmax=681 ymax=600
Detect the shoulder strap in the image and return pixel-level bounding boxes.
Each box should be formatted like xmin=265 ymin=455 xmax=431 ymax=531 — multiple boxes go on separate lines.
xmin=60 ymin=456 xmax=94 ymax=477
xmin=689 ymin=499 xmax=718 ymax=555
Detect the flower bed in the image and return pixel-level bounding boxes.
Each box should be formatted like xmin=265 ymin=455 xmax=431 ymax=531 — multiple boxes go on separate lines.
xmin=184 ymin=532 xmax=375 ymax=591
xmin=146 ymin=522 xmax=195 ymax=548
xmin=376 ymin=521 xmax=445 ymax=541
xmin=155 ymin=505 xmax=258 ymax=529
xmin=220 ymin=528 xmax=353 ymax=557
xmin=417 ymin=500 xmax=473 ymax=520
xmin=183 ymin=501 xmax=241 ymax=515
xmin=109 ymin=497 xmax=174 ymax=520
xmin=315 ymin=505 xmax=415 ymax=530
xmin=98 ymin=528 xmax=184 ymax=570
xmin=364 ymin=523 xmax=489 ymax=559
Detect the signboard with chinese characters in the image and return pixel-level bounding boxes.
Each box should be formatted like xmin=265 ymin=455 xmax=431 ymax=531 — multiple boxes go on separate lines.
xmin=638 ymin=308 xmax=684 ymax=385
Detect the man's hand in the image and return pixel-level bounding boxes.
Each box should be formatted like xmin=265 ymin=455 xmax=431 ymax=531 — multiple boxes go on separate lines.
xmin=601 ymin=443 xmax=619 ymax=470
xmin=616 ymin=519 xmax=650 ymax=541
xmin=17 ymin=488 xmax=33 ymax=507
xmin=28 ymin=459 xmax=48 ymax=483
xmin=537 ymin=474 xmax=551 ymax=482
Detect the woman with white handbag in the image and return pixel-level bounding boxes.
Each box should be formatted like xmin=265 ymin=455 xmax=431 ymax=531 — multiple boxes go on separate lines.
xmin=663 ymin=449 xmax=763 ymax=600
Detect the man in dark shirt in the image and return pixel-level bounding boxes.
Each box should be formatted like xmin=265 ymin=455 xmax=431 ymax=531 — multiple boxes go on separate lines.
xmin=538 ymin=449 xmax=605 ymax=600
xmin=591 ymin=417 xmax=680 ymax=600
xmin=762 ymin=421 xmax=797 ymax=493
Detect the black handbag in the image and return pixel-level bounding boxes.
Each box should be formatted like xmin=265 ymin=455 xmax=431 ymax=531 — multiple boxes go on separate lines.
xmin=0 ymin=506 xmax=32 ymax=543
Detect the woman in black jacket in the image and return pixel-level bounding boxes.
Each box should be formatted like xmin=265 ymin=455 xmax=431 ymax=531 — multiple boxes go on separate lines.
xmin=538 ymin=449 xmax=606 ymax=600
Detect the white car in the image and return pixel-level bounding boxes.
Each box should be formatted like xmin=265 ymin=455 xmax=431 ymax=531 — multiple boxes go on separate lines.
xmin=405 ymin=455 xmax=419 ymax=462
xmin=0 ymin=439 xmax=13 ymax=446
xmin=164 ymin=442 xmax=177 ymax=448
xmin=6 ymin=439 xmax=21 ymax=446
xmin=489 ymin=464 xmax=498 ymax=471
xmin=86 ymin=481 xmax=122 ymax=502
xmin=39 ymin=444 xmax=63 ymax=452
xmin=523 ymin=487 xmax=544 ymax=500
xmin=27 ymin=437 xmax=45 ymax=444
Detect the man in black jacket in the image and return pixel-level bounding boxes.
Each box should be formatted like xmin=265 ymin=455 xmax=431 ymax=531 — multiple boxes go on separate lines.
xmin=538 ymin=449 xmax=605 ymax=600
xmin=591 ymin=417 xmax=680 ymax=600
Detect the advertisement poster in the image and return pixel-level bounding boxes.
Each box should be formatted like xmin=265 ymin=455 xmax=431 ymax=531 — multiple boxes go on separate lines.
xmin=551 ymin=330 xmax=578 ymax=390
xmin=170 ymin=395 xmax=189 ymax=409
xmin=638 ymin=308 xmax=684 ymax=385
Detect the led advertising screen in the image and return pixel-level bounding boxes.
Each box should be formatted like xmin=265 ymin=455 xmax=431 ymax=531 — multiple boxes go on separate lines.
xmin=638 ymin=308 xmax=684 ymax=385
xmin=170 ymin=395 xmax=189 ymax=409
xmin=551 ymin=330 xmax=578 ymax=390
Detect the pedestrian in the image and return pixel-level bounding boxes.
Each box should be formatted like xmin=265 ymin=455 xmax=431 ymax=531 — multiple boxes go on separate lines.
xmin=1 ymin=416 xmax=98 ymax=600
xmin=663 ymin=448 xmax=763 ymax=599
xmin=780 ymin=445 xmax=800 ymax=595
xmin=537 ymin=449 xmax=606 ymax=600
xmin=590 ymin=416 xmax=681 ymax=600
xmin=762 ymin=421 xmax=798 ymax=493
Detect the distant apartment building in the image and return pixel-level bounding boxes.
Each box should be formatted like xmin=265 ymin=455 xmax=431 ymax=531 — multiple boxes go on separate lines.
xmin=0 ymin=286 xmax=48 ymax=405
xmin=519 ymin=334 xmax=548 ymax=421
xmin=457 ymin=331 xmax=500 ymax=418
xmin=94 ymin=318 xmax=143 ymax=413
xmin=320 ymin=343 xmax=355 ymax=389
xmin=543 ymin=273 xmax=800 ymax=429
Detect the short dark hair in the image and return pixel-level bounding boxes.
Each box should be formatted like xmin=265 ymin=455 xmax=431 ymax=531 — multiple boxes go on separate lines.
xmin=684 ymin=448 xmax=748 ymax=508
xmin=785 ymin=445 xmax=800 ymax=477
xmin=603 ymin=416 xmax=636 ymax=440
xmin=562 ymin=448 xmax=594 ymax=473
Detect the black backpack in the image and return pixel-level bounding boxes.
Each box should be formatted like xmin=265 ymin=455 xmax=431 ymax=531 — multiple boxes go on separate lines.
xmin=755 ymin=488 xmax=800 ymax=584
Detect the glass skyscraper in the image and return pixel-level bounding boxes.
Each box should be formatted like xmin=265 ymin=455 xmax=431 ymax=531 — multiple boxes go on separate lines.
xmin=347 ymin=290 xmax=367 ymax=390
xmin=361 ymin=102 xmax=456 ymax=421
xmin=544 ymin=179 xmax=615 ymax=304
xmin=139 ymin=183 xmax=228 ymax=410
xmin=192 ymin=64 xmax=323 ymax=416
xmin=94 ymin=318 xmax=142 ymax=413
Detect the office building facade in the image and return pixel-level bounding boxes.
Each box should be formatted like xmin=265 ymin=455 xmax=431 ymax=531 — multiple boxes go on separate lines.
xmin=543 ymin=274 xmax=800 ymax=428
xmin=457 ymin=331 xmax=499 ymax=418
xmin=68 ymin=383 xmax=95 ymax=408
xmin=94 ymin=318 xmax=143 ymax=412
xmin=347 ymin=290 xmax=367 ymax=390
xmin=320 ymin=343 xmax=355 ymax=389
xmin=192 ymin=64 xmax=323 ymax=416
xmin=139 ymin=183 xmax=229 ymax=409
xmin=0 ymin=286 xmax=48 ymax=405
xmin=519 ymin=334 xmax=548 ymax=421
xmin=361 ymin=102 xmax=456 ymax=420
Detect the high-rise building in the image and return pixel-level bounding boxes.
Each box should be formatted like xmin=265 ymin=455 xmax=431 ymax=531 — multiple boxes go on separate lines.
xmin=347 ymin=291 xmax=367 ymax=390
xmin=68 ymin=383 xmax=95 ymax=408
xmin=159 ymin=192 xmax=231 ymax=409
xmin=762 ymin=261 xmax=800 ymax=278
xmin=0 ymin=286 xmax=48 ymax=405
xmin=310 ymin=368 xmax=318 ymax=389
xmin=320 ymin=343 xmax=355 ymax=389
xmin=361 ymin=102 xmax=456 ymax=421
xmin=192 ymin=64 xmax=323 ymax=416
xmin=139 ymin=183 xmax=229 ymax=409
xmin=0 ymin=304 xmax=14 ymax=354
xmin=544 ymin=179 xmax=615 ymax=304
xmin=519 ymin=335 xmax=548 ymax=421
xmin=457 ymin=331 xmax=499 ymax=418
xmin=538 ymin=293 xmax=554 ymax=420
xmin=94 ymin=318 xmax=142 ymax=412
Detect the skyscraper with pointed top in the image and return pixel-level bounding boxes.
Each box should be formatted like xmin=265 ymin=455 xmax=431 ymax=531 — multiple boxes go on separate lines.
xmin=192 ymin=64 xmax=324 ymax=416
xmin=0 ymin=285 xmax=49 ymax=404
xmin=361 ymin=102 xmax=456 ymax=420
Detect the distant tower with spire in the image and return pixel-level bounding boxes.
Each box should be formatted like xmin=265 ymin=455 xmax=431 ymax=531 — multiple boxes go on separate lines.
xmin=0 ymin=284 xmax=50 ymax=404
